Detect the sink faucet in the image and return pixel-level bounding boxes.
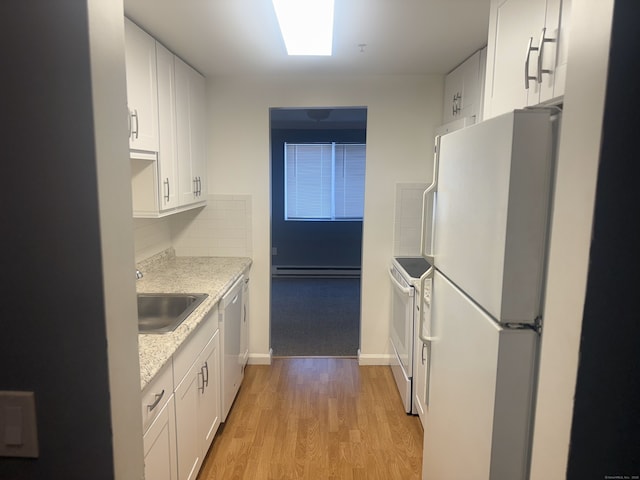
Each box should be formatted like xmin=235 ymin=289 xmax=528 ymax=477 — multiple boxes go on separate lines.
xmin=136 ymin=269 xmax=144 ymax=280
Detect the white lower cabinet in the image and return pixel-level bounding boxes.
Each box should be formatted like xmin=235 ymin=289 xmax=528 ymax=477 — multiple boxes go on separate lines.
xmin=141 ymin=306 xmax=221 ymax=480
xmin=199 ymin=330 xmax=222 ymax=452
xmin=174 ymin=314 xmax=221 ymax=480
xmin=413 ymin=336 xmax=428 ymax=427
xmin=143 ymin=395 xmax=178 ymax=480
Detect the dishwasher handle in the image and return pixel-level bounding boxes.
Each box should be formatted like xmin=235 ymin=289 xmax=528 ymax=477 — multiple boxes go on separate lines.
xmin=220 ymin=275 xmax=244 ymax=309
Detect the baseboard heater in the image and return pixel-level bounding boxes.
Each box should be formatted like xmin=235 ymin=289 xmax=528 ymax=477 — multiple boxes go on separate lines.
xmin=271 ymin=265 xmax=361 ymax=278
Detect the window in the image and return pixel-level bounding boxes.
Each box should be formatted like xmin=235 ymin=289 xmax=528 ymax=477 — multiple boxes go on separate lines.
xmin=284 ymin=142 xmax=366 ymax=220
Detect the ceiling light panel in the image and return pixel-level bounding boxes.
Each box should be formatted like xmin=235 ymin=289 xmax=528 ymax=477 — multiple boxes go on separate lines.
xmin=272 ymin=0 xmax=335 ymax=56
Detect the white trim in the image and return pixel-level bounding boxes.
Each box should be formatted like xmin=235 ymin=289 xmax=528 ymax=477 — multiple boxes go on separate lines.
xmin=248 ymin=349 xmax=272 ymax=365
xmin=271 ymin=265 xmax=361 ymax=278
xmin=357 ymin=349 xmax=393 ymax=366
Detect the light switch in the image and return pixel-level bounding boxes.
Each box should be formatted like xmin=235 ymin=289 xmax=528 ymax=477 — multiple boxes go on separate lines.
xmin=4 ymin=406 xmax=23 ymax=445
xmin=0 ymin=391 xmax=39 ymax=458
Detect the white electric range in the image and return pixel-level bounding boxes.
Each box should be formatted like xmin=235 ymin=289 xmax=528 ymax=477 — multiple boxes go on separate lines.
xmin=388 ymin=256 xmax=432 ymax=414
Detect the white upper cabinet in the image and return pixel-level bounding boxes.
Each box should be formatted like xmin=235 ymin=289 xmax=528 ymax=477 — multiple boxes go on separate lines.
xmin=156 ymin=43 xmax=180 ymax=211
xmin=175 ymin=57 xmax=207 ymax=207
xmin=443 ymin=48 xmax=487 ymax=124
xmin=483 ymin=0 xmax=572 ymax=119
xmin=127 ymin=17 xmax=208 ymax=217
xmin=124 ymin=18 xmax=159 ymax=152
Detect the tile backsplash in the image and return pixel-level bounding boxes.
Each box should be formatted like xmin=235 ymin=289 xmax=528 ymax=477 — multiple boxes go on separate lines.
xmin=133 ymin=194 xmax=252 ymax=262
xmin=133 ymin=217 xmax=172 ymax=263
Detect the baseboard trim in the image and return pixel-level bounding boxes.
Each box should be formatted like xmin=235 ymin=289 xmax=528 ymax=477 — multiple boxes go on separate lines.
xmin=271 ymin=265 xmax=361 ymax=278
xmin=357 ymin=350 xmax=393 ymax=366
xmin=248 ymin=349 xmax=272 ymax=365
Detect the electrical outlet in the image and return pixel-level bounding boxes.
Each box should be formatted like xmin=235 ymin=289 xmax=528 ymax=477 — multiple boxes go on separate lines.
xmin=0 ymin=391 xmax=39 ymax=458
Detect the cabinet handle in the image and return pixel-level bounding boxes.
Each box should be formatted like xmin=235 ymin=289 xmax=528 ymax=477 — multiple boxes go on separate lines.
xmin=452 ymin=92 xmax=462 ymax=116
xmin=198 ymin=177 xmax=202 ymax=196
xmin=193 ymin=177 xmax=198 ymax=197
xmin=421 ymin=342 xmax=427 ymax=365
xmin=524 ymin=37 xmax=539 ymax=90
xmin=131 ymin=109 xmax=139 ymax=139
xmin=536 ymin=27 xmax=555 ymax=83
xmin=203 ymin=361 xmax=209 ymax=388
xmin=147 ymin=389 xmax=165 ymax=412
xmin=164 ymin=178 xmax=170 ymax=202
xmin=127 ymin=107 xmax=132 ymax=139
xmin=198 ymin=370 xmax=205 ymax=393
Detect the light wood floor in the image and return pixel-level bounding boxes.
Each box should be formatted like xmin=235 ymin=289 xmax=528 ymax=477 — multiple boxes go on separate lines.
xmin=198 ymin=358 xmax=423 ymax=480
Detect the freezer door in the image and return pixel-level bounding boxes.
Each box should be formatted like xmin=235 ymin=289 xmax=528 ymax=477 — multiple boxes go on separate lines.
xmin=423 ymin=272 xmax=537 ymax=480
xmin=434 ymin=109 xmax=553 ymax=324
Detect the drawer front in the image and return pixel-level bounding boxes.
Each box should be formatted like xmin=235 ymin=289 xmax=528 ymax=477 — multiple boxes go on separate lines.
xmin=141 ymin=360 xmax=174 ymax=433
xmin=173 ymin=306 xmax=218 ymax=386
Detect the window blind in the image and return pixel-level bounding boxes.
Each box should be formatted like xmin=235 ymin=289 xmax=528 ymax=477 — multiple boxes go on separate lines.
xmin=285 ymin=142 xmax=366 ymax=220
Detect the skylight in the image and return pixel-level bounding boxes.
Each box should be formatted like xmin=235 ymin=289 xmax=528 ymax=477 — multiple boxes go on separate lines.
xmin=272 ymin=0 xmax=335 ymax=56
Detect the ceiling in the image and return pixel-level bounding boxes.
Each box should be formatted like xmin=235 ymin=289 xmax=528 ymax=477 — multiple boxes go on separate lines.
xmin=123 ymin=0 xmax=491 ymax=78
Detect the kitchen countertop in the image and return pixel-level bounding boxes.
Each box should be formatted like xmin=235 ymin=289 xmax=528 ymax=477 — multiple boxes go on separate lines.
xmin=136 ymin=249 xmax=252 ymax=390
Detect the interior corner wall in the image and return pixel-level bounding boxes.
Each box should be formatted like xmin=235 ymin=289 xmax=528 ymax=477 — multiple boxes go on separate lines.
xmin=565 ymin=1 xmax=640 ymax=476
xmin=88 ymin=0 xmax=146 ymax=477
xmin=205 ymin=74 xmax=444 ymax=360
xmin=1 ymin=1 xmax=143 ymax=478
xmin=528 ymin=1 xmax=614 ymax=478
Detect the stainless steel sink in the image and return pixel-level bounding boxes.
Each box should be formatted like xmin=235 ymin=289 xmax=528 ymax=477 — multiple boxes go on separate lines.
xmin=137 ymin=293 xmax=208 ymax=333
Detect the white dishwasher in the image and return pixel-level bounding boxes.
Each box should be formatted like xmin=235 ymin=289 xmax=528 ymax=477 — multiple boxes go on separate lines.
xmin=219 ymin=275 xmax=244 ymax=422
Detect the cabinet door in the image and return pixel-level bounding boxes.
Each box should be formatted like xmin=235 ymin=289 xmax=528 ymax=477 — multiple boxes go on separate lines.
xmin=199 ymin=330 xmax=221 ymax=454
xmin=175 ymin=361 xmax=203 ymax=480
xmin=143 ymin=395 xmax=178 ymax=480
xmin=124 ymin=18 xmax=159 ymax=152
xmin=413 ymin=336 xmax=427 ymax=426
xmin=483 ymin=0 xmax=547 ymax=119
xmin=444 ymin=49 xmax=486 ymax=124
xmin=176 ymin=58 xmax=207 ymax=207
xmin=156 ymin=43 xmax=180 ymax=210
xmin=459 ymin=49 xmax=485 ymax=121
xmin=539 ymin=0 xmax=571 ymax=102
xmin=443 ymin=66 xmax=464 ymax=124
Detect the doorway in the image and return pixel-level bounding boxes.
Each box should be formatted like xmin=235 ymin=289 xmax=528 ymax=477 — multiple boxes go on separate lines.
xmin=269 ymin=107 xmax=367 ymax=357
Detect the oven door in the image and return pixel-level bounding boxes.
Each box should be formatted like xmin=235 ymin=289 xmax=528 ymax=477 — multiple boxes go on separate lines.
xmin=389 ymin=267 xmax=415 ymax=412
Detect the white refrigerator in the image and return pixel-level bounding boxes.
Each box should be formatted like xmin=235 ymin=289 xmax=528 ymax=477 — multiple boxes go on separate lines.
xmin=421 ymin=109 xmax=557 ymax=480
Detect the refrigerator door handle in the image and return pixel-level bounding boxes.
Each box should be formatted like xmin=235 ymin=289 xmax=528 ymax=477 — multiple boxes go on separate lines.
xmin=420 ymin=137 xmax=440 ymax=263
xmin=419 ymin=267 xmax=436 ymax=343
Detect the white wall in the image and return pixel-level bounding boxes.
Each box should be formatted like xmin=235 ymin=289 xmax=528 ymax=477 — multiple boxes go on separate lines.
xmin=205 ymin=74 xmax=443 ymax=363
xmin=529 ymin=1 xmax=614 ymax=478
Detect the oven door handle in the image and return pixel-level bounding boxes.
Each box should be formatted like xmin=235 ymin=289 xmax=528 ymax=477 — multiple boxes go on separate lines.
xmin=388 ymin=269 xmax=413 ymax=296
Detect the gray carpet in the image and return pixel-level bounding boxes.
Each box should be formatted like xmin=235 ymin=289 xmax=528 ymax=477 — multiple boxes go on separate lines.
xmin=270 ymin=278 xmax=361 ymax=356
